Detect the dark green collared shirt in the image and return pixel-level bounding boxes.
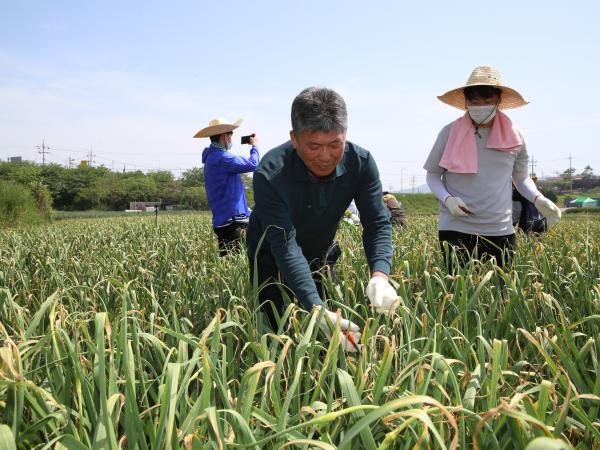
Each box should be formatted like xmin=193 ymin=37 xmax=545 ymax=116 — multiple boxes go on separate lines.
xmin=247 ymin=140 xmax=392 ymax=308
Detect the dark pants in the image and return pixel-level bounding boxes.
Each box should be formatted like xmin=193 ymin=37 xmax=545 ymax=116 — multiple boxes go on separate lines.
xmin=214 ymin=222 xmax=247 ymax=257
xmin=249 ymin=241 xmax=341 ymax=330
xmin=439 ymin=230 xmax=516 ymax=272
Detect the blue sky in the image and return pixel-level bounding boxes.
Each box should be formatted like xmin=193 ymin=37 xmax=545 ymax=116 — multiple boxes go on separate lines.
xmin=1 ymin=0 xmax=599 ymax=191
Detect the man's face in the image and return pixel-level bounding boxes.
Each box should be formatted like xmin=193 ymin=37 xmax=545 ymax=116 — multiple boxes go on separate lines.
xmin=290 ymin=129 xmax=346 ymax=177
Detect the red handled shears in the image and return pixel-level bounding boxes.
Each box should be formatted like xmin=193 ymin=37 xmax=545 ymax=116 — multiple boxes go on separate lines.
xmin=343 ymin=330 xmax=360 ymax=351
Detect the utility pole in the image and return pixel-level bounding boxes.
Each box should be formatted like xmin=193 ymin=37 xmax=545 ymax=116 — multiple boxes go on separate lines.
xmin=411 ymin=175 xmax=416 ymax=193
xmin=37 ymin=140 xmax=50 ymax=165
xmin=530 ymin=154 xmax=537 ymax=177
xmin=569 ymin=153 xmax=573 ymax=193
xmin=88 ymin=148 xmax=95 ymax=167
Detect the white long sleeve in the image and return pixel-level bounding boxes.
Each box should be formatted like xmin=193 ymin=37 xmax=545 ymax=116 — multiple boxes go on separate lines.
xmin=512 ymin=170 xmax=541 ymax=203
xmin=426 ymin=171 xmax=451 ymax=203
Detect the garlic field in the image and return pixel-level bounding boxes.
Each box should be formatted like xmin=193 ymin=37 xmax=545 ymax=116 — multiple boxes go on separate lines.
xmin=0 ymin=214 xmax=599 ymax=449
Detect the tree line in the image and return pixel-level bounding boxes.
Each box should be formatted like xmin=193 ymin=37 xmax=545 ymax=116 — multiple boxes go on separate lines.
xmin=539 ymin=165 xmax=599 ymax=194
xmin=0 ymin=162 xmax=252 ymax=211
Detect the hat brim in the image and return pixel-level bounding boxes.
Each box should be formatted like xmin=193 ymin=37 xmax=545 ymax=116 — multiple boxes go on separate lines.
xmin=437 ymin=85 xmax=528 ymax=111
xmin=193 ymin=119 xmax=243 ymax=138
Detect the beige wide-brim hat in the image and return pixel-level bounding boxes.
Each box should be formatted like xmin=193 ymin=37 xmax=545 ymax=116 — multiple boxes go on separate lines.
xmin=437 ymin=65 xmax=528 ymax=111
xmin=193 ymin=118 xmax=243 ymax=138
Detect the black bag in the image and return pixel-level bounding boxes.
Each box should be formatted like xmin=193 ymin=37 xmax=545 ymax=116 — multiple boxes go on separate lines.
xmin=521 ymin=201 xmax=547 ymax=233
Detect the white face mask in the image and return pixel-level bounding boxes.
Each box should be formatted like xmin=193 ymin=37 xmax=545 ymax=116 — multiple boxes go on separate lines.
xmin=467 ymin=105 xmax=497 ymax=124
xmin=225 ymin=139 xmax=233 ymax=150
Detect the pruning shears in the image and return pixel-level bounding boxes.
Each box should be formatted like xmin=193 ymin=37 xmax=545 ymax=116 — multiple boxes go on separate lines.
xmin=459 ymin=206 xmax=474 ymax=215
xmin=342 ymin=330 xmax=360 ymax=351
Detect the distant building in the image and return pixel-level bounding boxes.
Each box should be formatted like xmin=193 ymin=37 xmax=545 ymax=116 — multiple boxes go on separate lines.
xmin=129 ymin=201 xmax=162 ymax=211
xmin=9 ymin=156 xmax=22 ymax=163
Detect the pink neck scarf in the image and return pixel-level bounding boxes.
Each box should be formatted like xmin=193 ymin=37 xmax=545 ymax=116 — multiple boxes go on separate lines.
xmin=439 ymin=111 xmax=522 ymax=174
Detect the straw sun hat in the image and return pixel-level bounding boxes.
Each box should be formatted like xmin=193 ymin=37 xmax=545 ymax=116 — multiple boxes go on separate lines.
xmin=193 ymin=118 xmax=243 ymax=138
xmin=437 ymin=65 xmax=528 ymax=111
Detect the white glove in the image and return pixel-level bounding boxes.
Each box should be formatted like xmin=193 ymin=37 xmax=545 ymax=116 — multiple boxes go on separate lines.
xmin=317 ymin=307 xmax=362 ymax=352
xmin=366 ymin=276 xmax=400 ymax=314
xmin=444 ymin=196 xmax=471 ymax=217
xmin=534 ymin=196 xmax=561 ymax=226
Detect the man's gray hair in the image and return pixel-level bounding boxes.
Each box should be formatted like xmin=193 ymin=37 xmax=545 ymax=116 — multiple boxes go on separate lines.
xmin=291 ymin=87 xmax=347 ymax=134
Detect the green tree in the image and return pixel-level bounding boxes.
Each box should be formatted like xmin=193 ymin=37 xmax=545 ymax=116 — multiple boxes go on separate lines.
xmin=0 ymin=180 xmax=50 ymax=226
xmin=149 ymin=171 xmax=181 ymax=205
xmin=180 ymin=186 xmax=208 ymax=209
xmin=580 ymin=165 xmax=594 ymax=179
xmin=561 ymin=167 xmax=576 ymax=179
xmin=180 ymin=167 xmax=205 ymax=187
xmin=0 ymin=161 xmax=42 ymax=185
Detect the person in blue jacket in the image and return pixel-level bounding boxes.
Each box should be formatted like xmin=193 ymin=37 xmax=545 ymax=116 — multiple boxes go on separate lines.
xmin=194 ymin=118 xmax=259 ymax=256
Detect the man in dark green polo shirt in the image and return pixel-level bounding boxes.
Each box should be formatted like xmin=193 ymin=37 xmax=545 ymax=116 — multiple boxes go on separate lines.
xmin=247 ymin=87 xmax=400 ymax=350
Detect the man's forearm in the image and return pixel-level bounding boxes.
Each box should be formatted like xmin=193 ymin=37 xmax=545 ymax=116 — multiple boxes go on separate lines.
xmin=266 ymin=227 xmax=323 ymax=309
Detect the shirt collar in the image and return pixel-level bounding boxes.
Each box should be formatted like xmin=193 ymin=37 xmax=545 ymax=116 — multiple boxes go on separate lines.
xmin=210 ymin=142 xmax=226 ymax=151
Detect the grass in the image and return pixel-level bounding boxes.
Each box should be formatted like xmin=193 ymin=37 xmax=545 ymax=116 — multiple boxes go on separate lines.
xmin=0 ymin=181 xmax=51 ymax=227
xmin=51 ymin=209 xmax=208 ymax=221
xmin=395 ymin=193 xmax=440 ymax=216
xmin=0 ymin=214 xmax=598 ymax=448
xmin=565 ymin=207 xmax=600 ymax=215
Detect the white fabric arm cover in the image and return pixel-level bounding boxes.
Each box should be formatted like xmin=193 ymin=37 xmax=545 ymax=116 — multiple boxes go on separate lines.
xmin=512 ymin=170 xmax=541 ymax=203
xmin=426 ymin=171 xmax=451 ymax=203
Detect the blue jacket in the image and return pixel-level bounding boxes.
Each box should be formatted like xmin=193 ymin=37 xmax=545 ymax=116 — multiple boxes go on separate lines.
xmin=201 ymin=144 xmax=260 ymax=228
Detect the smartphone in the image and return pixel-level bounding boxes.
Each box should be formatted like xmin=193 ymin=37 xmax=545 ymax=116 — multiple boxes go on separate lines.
xmin=241 ymin=134 xmax=254 ymax=145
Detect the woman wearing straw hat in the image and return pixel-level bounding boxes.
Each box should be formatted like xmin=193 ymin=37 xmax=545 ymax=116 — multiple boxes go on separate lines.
xmin=424 ymin=65 xmax=561 ymax=270
xmin=194 ymin=118 xmax=259 ymax=256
